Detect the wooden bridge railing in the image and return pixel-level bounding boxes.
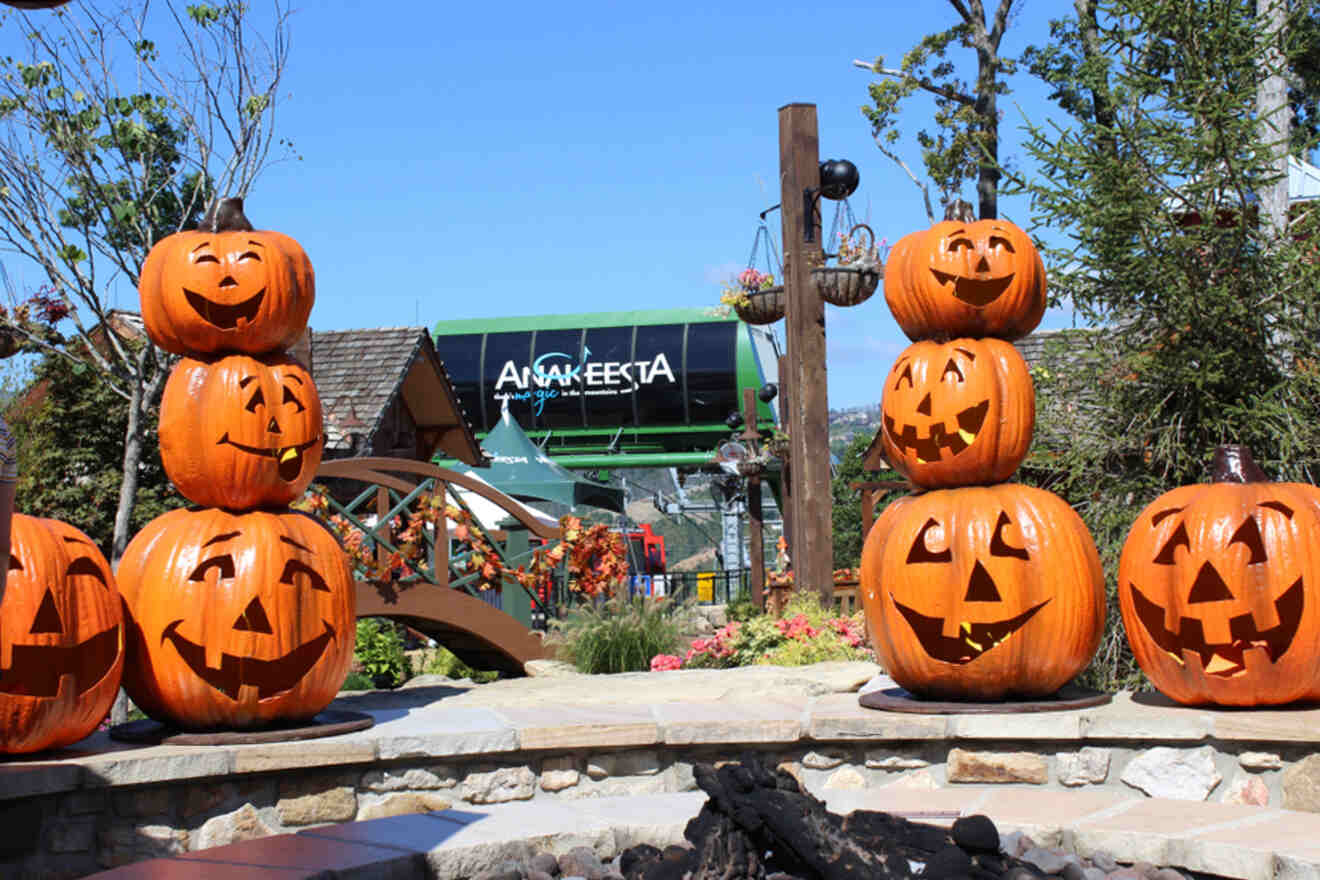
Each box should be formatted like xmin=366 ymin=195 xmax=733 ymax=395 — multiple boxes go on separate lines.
xmin=313 ymin=457 xmax=566 ymax=628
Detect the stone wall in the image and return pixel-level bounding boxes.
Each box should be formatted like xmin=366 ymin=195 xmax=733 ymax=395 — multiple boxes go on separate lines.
xmin=7 ymin=738 xmax=1320 ymax=879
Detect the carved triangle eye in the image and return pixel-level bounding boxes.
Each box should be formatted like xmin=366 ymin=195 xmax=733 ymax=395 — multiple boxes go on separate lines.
xmin=895 ymin=363 xmax=914 ymax=390
xmin=907 ymin=518 xmax=952 ymax=564
xmin=990 ymin=512 xmax=1029 ymax=560
xmin=1228 ymin=517 xmax=1267 ymax=564
xmin=1153 ymin=523 xmax=1190 ymax=565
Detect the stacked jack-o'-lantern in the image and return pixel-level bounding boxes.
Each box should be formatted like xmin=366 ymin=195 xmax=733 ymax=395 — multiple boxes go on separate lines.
xmin=117 ymin=198 xmax=354 ymax=731
xmin=859 ymin=207 xmax=1105 ymax=701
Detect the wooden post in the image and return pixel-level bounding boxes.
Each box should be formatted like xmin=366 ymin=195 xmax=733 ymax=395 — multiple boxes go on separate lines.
xmin=740 ymin=388 xmax=765 ymax=609
xmin=778 ymin=103 xmax=832 ymax=607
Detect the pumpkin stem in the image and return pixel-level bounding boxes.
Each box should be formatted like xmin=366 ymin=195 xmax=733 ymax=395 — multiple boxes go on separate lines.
xmin=1212 ymin=445 xmax=1269 ymax=483
xmin=201 ymin=197 xmax=254 ymax=233
xmin=943 ymin=199 xmax=977 ymax=222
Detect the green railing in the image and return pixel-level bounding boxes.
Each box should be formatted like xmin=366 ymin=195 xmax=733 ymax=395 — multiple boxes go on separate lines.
xmin=312 ymin=457 xmax=567 ymax=629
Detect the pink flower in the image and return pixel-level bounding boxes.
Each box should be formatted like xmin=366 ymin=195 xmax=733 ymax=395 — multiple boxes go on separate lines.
xmin=650 ymin=654 xmax=682 ymax=671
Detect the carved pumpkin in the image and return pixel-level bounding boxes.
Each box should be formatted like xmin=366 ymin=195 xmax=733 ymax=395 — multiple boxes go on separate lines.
xmin=860 ymin=484 xmax=1104 ymax=700
xmin=139 ymin=198 xmax=314 ymax=356
xmin=1118 ymin=446 xmax=1320 ymax=706
xmin=117 ymin=507 xmax=354 ymax=730
xmin=884 ymin=216 xmax=1046 ymax=342
xmin=880 ymin=337 xmax=1034 ymax=488
xmin=0 ymin=514 xmax=122 ymax=753
xmin=159 ymin=352 xmax=323 ymax=509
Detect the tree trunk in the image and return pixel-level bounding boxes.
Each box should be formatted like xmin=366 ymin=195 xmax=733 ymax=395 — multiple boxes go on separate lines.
xmin=112 ymin=386 xmax=146 ymax=566
xmin=112 ymin=347 xmax=166 ymax=565
xmin=1256 ymin=0 xmax=1290 ymax=240
xmin=975 ymin=51 xmax=1000 ymax=219
xmin=1076 ymin=0 xmax=1117 ymax=151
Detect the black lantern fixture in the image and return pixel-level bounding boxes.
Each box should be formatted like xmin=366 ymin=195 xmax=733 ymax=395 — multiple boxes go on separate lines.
xmin=803 ymin=158 xmax=859 ymax=242
xmin=725 ymin=411 xmax=745 ymax=430
xmin=818 ymin=159 xmax=860 ymax=200
xmin=758 ymin=383 xmax=778 ymax=403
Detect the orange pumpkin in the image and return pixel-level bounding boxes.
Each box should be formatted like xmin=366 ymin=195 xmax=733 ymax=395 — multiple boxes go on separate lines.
xmin=885 ymin=217 xmax=1045 ymax=341
xmin=860 ymin=484 xmax=1104 ymax=700
xmin=139 ymin=198 xmax=314 ymax=356
xmin=880 ymin=337 xmax=1034 ymax=488
xmin=1118 ymin=446 xmax=1320 ymax=706
xmin=159 ymin=353 xmax=323 ymax=509
xmin=118 ymin=507 xmax=354 ymax=730
xmin=0 ymin=514 xmax=123 ymax=753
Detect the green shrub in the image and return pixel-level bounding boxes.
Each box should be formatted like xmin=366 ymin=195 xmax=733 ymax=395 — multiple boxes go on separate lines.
xmin=354 ymin=618 xmax=409 ymax=688
xmin=724 ymin=589 xmax=763 ymax=623
xmin=421 ymin=645 xmax=500 ymax=684
xmin=340 ymin=671 xmax=374 ymax=691
xmin=547 ymin=596 xmax=686 ymax=674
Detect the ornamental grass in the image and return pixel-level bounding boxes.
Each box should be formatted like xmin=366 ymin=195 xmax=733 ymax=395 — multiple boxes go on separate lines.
xmin=546 ymin=595 xmax=688 ymax=675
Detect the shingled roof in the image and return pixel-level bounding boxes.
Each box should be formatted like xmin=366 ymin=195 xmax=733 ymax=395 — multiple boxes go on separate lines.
xmin=309 ymin=327 xmax=483 ymax=465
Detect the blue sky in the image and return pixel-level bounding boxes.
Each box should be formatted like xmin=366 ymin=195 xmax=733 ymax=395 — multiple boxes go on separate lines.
xmin=4 ymin=1 xmax=1076 ymax=408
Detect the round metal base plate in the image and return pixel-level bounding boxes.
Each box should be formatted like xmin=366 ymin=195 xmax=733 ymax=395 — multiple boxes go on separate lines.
xmin=108 ymin=709 xmax=374 ymax=745
xmin=859 ymin=685 xmax=1112 ymax=714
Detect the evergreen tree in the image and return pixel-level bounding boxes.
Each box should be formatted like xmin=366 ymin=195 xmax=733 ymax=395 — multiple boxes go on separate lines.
xmin=6 ymin=344 xmax=181 ymax=558
xmin=1015 ymin=0 xmax=1320 ymax=690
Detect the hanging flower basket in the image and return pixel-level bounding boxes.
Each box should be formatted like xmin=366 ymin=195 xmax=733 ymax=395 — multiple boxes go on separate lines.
xmin=816 ymin=224 xmax=883 ymax=307
xmin=733 ymin=287 xmax=786 ymax=325
xmin=813 ymin=265 xmax=881 ymax=307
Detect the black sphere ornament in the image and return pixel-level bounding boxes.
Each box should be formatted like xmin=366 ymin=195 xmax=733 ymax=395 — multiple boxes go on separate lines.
xmin=758 ymin=383 xmax=778 ymax=403
xmin=818 ymin=159 xmax=859 ymax=200
xmin=725 ymin=411 xmax=745 ymax=430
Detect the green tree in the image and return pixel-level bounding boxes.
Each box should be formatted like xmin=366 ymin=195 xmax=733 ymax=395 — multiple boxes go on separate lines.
xmin=0 ymin=1 xmax=294 ymax=561
xmin=1014 ymin=0 xmax=1320 ymax=690
xmin=5 ymin=344 xmax=182 ymax=556
xmin=830 ymin=433 xmax=904 ymax=570
xmin=856 ymin=0 xmax=1020 ymax=220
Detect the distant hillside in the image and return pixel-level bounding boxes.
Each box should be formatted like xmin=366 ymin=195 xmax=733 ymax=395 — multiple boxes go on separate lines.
xmin=829 ymin=404 xmax=881 ymax=458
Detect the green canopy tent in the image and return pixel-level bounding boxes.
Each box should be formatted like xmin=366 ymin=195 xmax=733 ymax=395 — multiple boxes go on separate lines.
xmin=467 ymin=404 xmax=625 ymax=513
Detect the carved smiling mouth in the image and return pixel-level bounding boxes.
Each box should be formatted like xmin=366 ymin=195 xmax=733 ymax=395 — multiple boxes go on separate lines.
xmin=931 ymin=269 xmax=1014 ymax=307
xmin=0 ymin=625 xmax=120 ymax=697
xmin=884 ymin=400 xmax=988 ymax=463
xmin=218 ymin=434 xmax=321 ymax=481
xmin=183 ymin=288 xmax=265 ymax=330
xmin=1128 ymin=579 xmax=1303 ymax=678
xmin=891 ymin=593 xmax=1049 ymax=665
xmin=161 ymin=619 xmax=335 ymax=701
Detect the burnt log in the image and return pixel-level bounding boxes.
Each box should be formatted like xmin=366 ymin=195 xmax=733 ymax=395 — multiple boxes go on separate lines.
xmin=621 ymin=755 xmax=1042 ymax=880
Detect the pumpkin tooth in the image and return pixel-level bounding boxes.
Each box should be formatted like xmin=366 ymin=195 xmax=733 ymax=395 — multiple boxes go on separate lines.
xmin=279 ymin=447 xmax=298 ymax=464
xmin=1203 ymin=653 xmax=1240 ymax=675
xmin=958 ymin=429 xmax=976 ymax=445
xmin=205 ymin=638 xmax=226 ymax=673
xmin=0 ymin=633 xmax=10 ymax=671
xmin=1164 ymin=650 xmax=1185 ymax=666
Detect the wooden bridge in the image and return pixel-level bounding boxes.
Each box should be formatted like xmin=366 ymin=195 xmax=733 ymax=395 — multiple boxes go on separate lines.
xmin=314 ymin=457 xmax=563 ymax=676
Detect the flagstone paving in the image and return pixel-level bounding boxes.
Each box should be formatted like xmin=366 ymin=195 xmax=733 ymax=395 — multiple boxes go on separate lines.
xmin=5 ymin=662 xmax=1320 ymax=879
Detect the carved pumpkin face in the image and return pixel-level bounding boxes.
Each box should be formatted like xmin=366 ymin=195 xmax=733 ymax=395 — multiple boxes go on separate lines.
xmin=159 ymin=353 xmax=323 ymax=509
xmin=861 ymin=484 xmax=1104 ymax=701
xmin=0 ymin=515 xmax=123 ymax=754
xmin=884 ymin=218 xmax=1046 ymax=342
xmin=117 ymin=508 xmax=354 ymax=730
xmin=1118 ymin=475 xmax=1320 ymax=706
xmin=880 ymin=338 xmax=1034 ymax=488
xmin=139 ymin=200 xmax=314 ymax=356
